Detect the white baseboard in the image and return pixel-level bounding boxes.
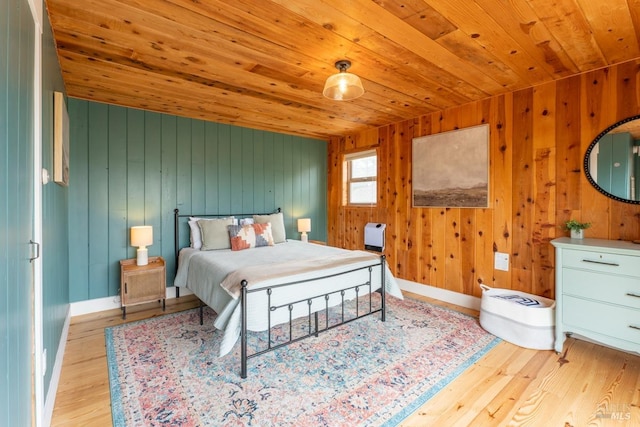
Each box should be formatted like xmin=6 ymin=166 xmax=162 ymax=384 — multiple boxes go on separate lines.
xmin=70 ymin=282 xmax=475 ymax=316
xmin=397 ymin=278 xmax=481 ymax=311
xmin=43 ymin=306 xmax=71 ymax=427
xmin=69 ymin=287 xmax=193 ymax=317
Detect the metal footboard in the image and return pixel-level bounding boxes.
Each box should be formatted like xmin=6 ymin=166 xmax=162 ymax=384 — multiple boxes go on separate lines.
xmin=240 ymin=255 xmax=386 ymax=379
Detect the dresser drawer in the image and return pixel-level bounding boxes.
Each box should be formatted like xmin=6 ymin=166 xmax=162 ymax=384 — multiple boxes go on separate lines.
xmin=562 ymin=269 xmax=640 ymax=309
xmin=562 ymin=249 xmax=640 ymax=277
xmin=563 ymin=296 xmax=640 ymax=345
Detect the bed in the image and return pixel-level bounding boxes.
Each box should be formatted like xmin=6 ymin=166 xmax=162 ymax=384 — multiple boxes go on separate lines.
xmin=173 ymin=208 xmax=403 ymax=378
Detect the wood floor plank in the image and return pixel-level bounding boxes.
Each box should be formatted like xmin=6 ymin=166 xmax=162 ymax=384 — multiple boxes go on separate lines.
xmin=51 ymin=296 xmax=201 ymax=427
xmin=51 ymin=293 xmax=640 ymax=426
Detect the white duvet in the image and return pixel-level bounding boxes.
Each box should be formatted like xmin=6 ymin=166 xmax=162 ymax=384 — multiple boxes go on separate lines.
xmin=174 ymin=240 xmax=403 ymax=356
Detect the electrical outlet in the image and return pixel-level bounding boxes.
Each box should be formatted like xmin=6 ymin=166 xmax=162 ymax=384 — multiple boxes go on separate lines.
xmin=42 ymin=349 xmax=47 ymax=376
xmin=494 ymin=252 xmax=510 ymax=271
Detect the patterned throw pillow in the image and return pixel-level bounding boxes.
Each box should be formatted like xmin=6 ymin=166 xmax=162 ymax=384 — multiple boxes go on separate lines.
xmin=228 ymin=223 xmax=275 ymax=251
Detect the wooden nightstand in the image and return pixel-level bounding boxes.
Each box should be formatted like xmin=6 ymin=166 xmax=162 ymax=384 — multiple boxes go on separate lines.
xmin=119 ymin=256 xmax=166 ymax=319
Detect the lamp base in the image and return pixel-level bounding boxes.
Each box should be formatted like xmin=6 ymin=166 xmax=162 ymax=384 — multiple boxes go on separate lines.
xmin=300 ymin=233 xmax=308 ymax=243
xmin=136 ymin=247 xmax=149 ymax=266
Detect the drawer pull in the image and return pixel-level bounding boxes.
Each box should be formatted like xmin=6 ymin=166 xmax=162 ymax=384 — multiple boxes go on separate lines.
xmin=581 ymin=259 xmax=619 ymax=267
xmin=627 ymin=293 xmax=640 ymax=299
xmin=629 ymin=325 xmax=640 ymax=331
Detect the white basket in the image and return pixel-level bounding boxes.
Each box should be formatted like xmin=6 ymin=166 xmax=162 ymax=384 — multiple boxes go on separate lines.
xmin=479 ymin=284 xmax=556 ymax=350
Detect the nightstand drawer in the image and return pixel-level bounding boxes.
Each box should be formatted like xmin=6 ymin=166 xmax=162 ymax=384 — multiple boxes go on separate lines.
xmin=563 ymin=249 xmax=640 ymax=276
xmin=562 ymin=269 xmax=640 ymax=309
xmin=563 ymin=296 xmax=640 ymax=345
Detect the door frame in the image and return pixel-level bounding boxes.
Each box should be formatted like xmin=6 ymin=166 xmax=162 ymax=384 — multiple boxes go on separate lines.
xmin=27 ymin=0 xmax=44 ymax=425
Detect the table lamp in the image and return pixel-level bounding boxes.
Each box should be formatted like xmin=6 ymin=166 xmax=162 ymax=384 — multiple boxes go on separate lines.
xmin=131 ymin=225 xmax=153 ymax=266
xmin=297 ymin=218 xmax=311 ymax=243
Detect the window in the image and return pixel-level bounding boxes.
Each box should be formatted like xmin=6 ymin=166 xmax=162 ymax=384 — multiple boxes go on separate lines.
xmin=345 ymin=150 xmax=377 ymax=205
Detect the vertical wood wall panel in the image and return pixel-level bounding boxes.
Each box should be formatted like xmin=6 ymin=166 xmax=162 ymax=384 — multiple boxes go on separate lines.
xmin=1 ymin=3 xmax=10 ymax=417
xmin=253 ymin=132 xmax=265 ymax=213
xmin=531 ymin=83 xmax=557 ymax=298
xmin=328 ymin=60 xmax=640 ymax=299
xmin=160 ymin=115 xmax=178 ymax=279
xmin=263 ymin=132 xmax=275 ymax=211
xmin=512 ymin=89 xmax=534 ymax=293
xmin=108 ymin=106 xmax=128 ymax=296
xmin=176 ymin=117 xmax=192 ymax=215
xmin=612 ymin=62 xmax=640 ymax=240
xmin=242 ymin=128 xmax=254 ymax=213
xmin=580 ymin=68 xmax=614 ymax=238
xmin=126 ymin=109 xmax=145 ymax=226
xmin=68 ymin=100 xmax=90 ymax=301
xmin=208 ymin=122 xmax=224 ymax=213
xmin=68 ymin=100 xmax=327 ymax=301
xmin=143 ymin=112 xmax=162 ymax=256
xmin=191 ymin=121 xmax=205 ymax=215
xmin=229 ymin=127 xmax=243 ymax=213
xmin=88 ymin=103 xmax=110 ymax=299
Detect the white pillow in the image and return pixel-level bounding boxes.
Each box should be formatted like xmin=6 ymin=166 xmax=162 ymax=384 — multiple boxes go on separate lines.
xmin=239 ymin=218 xmax=254 ymax=226
xmin=189 ymin=216 xmax=234 ymax=249
xmin=253 ymin=212 xmax=286 ymax=243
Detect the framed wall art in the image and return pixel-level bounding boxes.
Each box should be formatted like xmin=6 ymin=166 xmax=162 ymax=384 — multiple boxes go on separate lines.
xmin=53 ymin=91 xmax=69 ymax=186
xmin=412 ymin=124 xmax=489 ymax=208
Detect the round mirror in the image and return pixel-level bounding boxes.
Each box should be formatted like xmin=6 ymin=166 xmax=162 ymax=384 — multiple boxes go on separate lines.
xmin=584 ymin=115 xmax=640 ymax=204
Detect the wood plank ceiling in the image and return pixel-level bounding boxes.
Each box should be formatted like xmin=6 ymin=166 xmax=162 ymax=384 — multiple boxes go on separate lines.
xmin=45 ymin=0 xmax=640 ymax=139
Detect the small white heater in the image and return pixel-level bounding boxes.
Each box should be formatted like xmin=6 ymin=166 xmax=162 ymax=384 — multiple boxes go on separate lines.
xmin=364 ymin=223 xmax=386 ymax=252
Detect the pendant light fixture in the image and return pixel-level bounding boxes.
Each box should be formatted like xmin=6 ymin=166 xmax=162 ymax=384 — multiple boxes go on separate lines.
xmin=323 ymin=60 xmax=364 ymax=101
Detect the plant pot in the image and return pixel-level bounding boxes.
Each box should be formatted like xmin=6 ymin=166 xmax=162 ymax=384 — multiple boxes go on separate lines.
xmin=570 ymin=229 xmax=584 ymax=239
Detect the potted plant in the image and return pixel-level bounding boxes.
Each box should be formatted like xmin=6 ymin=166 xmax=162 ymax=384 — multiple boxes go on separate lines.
xmin=563 ymin=219 xmax=591 ymax=239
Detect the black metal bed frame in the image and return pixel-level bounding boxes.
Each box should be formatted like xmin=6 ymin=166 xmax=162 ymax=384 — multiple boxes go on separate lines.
xmin=174 ymin=208 xmax=386 ymax=378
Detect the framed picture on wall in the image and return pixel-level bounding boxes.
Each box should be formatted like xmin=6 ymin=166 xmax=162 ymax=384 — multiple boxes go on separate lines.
xmin=412 ymin=124 xmax=490 ymax=208
xmin=53 ymin=91 xmax=69 ymax=186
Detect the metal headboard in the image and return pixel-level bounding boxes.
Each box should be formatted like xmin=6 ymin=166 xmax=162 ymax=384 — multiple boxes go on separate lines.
xmin=173 ymin=207 xmax=281 ymax=297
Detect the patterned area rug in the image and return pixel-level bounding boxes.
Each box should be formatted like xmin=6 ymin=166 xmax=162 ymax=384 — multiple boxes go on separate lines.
xmin=106 ymin=296 xmax=500 ymax=426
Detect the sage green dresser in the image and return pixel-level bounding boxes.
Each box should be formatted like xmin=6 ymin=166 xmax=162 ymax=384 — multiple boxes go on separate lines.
xmin=551 ymin=237 xmax=640 ymax=355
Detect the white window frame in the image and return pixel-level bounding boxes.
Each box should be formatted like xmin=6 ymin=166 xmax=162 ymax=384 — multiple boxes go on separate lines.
xmin=344 ymin=149 xmax=377 ymax=206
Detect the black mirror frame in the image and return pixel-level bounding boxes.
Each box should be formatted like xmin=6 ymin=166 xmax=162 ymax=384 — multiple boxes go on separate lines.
xmin=584 ymin=114 xmax=640 ymax=205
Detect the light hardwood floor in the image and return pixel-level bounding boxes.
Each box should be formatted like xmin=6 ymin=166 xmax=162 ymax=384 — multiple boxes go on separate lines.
xmin=51 ymin=292 xmax=640 ymax=426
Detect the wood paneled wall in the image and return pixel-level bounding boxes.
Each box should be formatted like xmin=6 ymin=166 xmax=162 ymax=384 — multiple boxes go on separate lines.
xmin=328 ymin=60 xmax=640 ymax=299
xmin=68 ymin=100 xmax=327 ymax=302
xmin=1 ymin=0 xmax=36 ymax=424
xmin=42 ymin=13 xmax=70 ymax=399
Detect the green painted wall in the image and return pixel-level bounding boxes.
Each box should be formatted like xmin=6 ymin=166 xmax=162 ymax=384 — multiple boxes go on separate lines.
xmin=597 ymin=133 xmax=634 ymax=199
xmin=635 ymin=139 xmax=640 ymax=201
xmin=1 ymin=0 xmax=35 ymax=425
xmin=41 ymin=9 xmax=70 ymax=398
xmin=68 ymin=100 xmax=328 ymax=302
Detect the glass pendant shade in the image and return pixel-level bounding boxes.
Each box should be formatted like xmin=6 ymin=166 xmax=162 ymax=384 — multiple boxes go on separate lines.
xmin=323 ymin=60 xmax=364 ymax=101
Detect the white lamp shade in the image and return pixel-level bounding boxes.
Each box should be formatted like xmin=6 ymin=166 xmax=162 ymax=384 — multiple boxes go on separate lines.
xmin=131 ymin=226 xmax=153 ymax=247
xmin=297 ymin=218 xmax=311 ymax=233
xmin=323 ymin=72 xmax=364 ymax=101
